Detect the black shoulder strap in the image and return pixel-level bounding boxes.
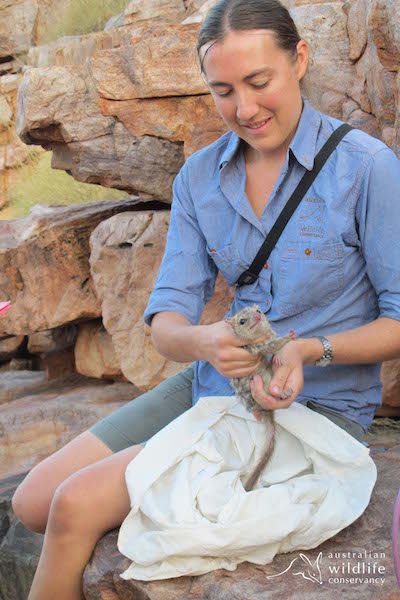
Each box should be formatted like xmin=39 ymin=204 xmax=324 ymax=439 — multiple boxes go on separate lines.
xmin=236 ymin=123 xmax=353 ymax=287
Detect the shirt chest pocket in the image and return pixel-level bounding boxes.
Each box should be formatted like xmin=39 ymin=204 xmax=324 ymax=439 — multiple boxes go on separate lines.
xmin=206 ymin=243 xmax=247 ymax=287
xmin=276 ymin=240 xmax=345 ymax=317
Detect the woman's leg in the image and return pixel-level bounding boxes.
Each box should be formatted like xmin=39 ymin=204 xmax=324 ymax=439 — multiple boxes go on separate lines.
xmin=28 ymin=443 xmax=142 ymax=600
xmin=12 ymin=431 xmax=114 ymax=534
xmin=12 ymin=365 xmax=195 ymax=534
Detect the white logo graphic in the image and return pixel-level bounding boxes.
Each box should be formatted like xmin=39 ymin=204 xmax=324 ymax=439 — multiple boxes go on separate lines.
xmin=266 ymin=551 xmax=323 ymax=584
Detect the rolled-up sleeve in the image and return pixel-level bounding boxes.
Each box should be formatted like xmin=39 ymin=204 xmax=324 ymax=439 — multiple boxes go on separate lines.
xmin=357 ymin=146 xmax=400 ymax=320
xmin=143 ymin=162 xmax=218 ymax=327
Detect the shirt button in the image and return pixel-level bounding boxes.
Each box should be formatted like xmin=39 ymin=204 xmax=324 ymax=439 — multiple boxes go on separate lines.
xmin=266 ymin=298 xmax=270 ymax=306
xmin=305 ymin=248 xmax=312 ymax=256
xmin=210 ymin=248 xmax=216 ymax=253
xmin=264 ymin=262 xmax=269 ymax=269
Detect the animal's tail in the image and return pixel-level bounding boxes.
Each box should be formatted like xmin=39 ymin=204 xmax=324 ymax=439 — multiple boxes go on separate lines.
xmin=244 ymin=413 xmax=275 ymax=491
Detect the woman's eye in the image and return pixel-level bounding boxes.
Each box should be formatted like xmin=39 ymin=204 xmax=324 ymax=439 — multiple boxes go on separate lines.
xmin=252 ymin=81 xmax=270 ymax=89
xmin=216 ymin=89 xmax=232 ymax=97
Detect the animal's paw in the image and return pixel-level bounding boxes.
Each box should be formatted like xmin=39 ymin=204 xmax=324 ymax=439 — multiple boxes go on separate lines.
xmin=278 ymin=387 xmax=293 ymax=400
xmin=272 ymin=354 xmax=284 ymax=368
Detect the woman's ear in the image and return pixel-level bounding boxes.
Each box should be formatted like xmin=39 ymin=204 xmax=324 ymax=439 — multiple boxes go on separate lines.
xmin=295 ymin=39 xmax=309 ymax=81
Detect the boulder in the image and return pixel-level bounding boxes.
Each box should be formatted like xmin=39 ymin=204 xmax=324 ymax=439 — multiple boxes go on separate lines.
xmin=98 ymin=94 xmax=227 ymax=157
xmin=0 ymin=335 xmax=25 ymax=360
xmin=119 ymin=0 xmax=185 ymax=25
xmin=0 ymin=0 xmax=38 ymax=59
xmin=89 ymin=210 xmax=234 ymax=391
xmin=0 ymin=198 xmax=163 ymax=338
xmin=369 ymin=0 xmax=400 ymax=71
xmin=0 ymin=472 xmax=43 ymax=600
xmin=16 ymin=65 xmax=185 ymax=200
xmin=27 ymin=324 xmax=78 ymax=354
xmin=75 ymin=320 xmax=127 ymax=382
xmin=0 ymin=373 xmax=140 ymax=477
xmin=294 ymin=2 xmax=354 ymax=120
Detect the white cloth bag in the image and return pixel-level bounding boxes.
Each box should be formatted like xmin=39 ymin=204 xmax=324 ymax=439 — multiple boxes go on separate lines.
xmin=118 ymin=396 xmax=377 ymax=581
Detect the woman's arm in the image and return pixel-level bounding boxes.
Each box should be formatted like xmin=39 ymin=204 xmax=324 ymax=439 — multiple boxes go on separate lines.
xmin=250 ymin=316 xmax=400 ymax=411
xmin=151 ymin=311 xmax=270 ymax=377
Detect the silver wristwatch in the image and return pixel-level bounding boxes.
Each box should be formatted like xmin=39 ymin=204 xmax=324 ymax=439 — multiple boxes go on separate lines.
xmin=314 ymin=336 xmax=333 ymax=367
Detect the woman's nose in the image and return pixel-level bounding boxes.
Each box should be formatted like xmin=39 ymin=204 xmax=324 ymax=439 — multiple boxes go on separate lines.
xmin=236 ymin=91 xmax=258 ymax=122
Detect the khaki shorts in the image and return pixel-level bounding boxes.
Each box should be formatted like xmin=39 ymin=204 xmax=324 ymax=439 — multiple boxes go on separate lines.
xmin=90 ymin=365 xmax=366 ymax=452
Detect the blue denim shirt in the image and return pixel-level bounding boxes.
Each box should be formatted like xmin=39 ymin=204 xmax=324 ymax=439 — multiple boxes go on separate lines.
xmin=144 ymin=99 xmax=400 ymax=431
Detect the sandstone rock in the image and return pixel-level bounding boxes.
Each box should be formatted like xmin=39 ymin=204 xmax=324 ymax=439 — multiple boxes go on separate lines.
xmin=89 ymin=211 xmax=234 ymax=391
xmin=182 ymin=0 xmax=216 ymax=23
xmin=381 ymin=359 xmax=400 ymax=407
xmin=353 ymin=41 xmax=396 ymax=125
xmin=37 ymin=349 xmax=76 ymax=380
xmin=347 ymin=0 xmax=369 ymax=61
xmin=6 ymin=358 xmax=35 ymax=371
xmin=122 ymin=0 xmax=185 ymax=25
xmin=0 ymin=95 xmax=12 ymax=131
xmin=0 ymin=336 xmax=25 ymax=361
xmin=83 ymin=443 xmax=400 ymax=598
xmin=92 ymin=22 xmax=207 ymax=99
xmin=369 ymin=0 xmax=400 ymax=71
xmin=75 ymin=320 xmax=127 ymax=382
xmin=294 ymin=2 xmax=354 ymax=119
xmin=0 ymin=371 xmax=47 ymax=405
xmin=16 ymin=65 xmax=185 ymax=200
xmin=0 ymin=0 xmax=38 ymax=59
xmin=0 ymin=472 xmax=42 ymax=600
xmin=98 ymin=94 xmax=227 ymax=157
xmin=0 ymin=198 xmax=162 ymax=338
xmin=27 ymin=324 xmax=78 ymax=354
xmin=0 ymin=374 xmax=140 ymax=476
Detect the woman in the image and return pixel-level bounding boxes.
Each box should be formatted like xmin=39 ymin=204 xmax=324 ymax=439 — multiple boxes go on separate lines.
xmin=13 ymin=1 xmax=400 ymax=598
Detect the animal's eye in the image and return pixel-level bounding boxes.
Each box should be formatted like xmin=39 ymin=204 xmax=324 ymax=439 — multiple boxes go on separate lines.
xmin=256 ymin=309 xmax=262 ymax=314
xmin=239 ymin=318 xmax=246 ymax=325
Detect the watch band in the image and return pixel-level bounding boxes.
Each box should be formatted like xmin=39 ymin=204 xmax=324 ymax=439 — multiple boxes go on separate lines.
xmin=314 ymin=336 xmax=333 ymax=367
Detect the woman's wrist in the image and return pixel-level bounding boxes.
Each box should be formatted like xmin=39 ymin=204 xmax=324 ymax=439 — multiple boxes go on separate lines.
xmin=295 ymin=337 xmax=326 ymax=366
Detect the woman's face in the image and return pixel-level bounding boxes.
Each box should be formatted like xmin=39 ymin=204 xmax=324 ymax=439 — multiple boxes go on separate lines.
xmin=201 ymin=29 xmax=308 ymax=160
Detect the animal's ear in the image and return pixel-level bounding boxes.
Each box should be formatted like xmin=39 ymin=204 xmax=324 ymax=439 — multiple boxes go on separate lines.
xmin=299 ymin=554 xmax=313 ymax=567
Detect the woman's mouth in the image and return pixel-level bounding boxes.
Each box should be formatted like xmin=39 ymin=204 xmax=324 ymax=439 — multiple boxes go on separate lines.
xmin=242 ymin=117 xmax=272 ymax=133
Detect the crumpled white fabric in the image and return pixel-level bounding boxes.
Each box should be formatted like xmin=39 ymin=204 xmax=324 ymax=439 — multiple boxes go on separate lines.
xmin=118 ymin=395 xmax=377 ymax=581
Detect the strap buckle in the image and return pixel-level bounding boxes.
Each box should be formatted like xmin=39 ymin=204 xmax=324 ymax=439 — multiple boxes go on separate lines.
xmin=236 ymin=271 xmax=258 ymax=287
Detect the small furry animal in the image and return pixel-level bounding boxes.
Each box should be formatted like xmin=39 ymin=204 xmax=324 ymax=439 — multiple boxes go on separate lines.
xmin=226 ymin=304 xmax=294 ymax=491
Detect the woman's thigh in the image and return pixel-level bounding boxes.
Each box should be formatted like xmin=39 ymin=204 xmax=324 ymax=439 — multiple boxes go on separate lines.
xmin=12 ymin=365 xmax=195 ymax=532
xmin=89 ymin=364 xmax=195 ymax=452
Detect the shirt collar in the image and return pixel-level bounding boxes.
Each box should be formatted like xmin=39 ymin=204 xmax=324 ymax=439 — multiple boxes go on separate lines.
xmin=288 ymin=98 xmax=321 ymax=171
xmin=218 ymin=98 xmax=321 ymax=172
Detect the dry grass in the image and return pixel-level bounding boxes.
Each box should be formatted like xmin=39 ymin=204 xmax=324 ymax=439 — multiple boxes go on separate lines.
xmin=41 ymin=0 xmax=128 ymax=43
xmin=0 ymin=151 xmax=129 ymax=220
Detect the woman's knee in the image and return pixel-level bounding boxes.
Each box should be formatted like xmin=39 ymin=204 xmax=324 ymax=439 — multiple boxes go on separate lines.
xmin=12 ymin=431 xmax=113 ymax=534
xmin=46 ymin=474 xmax=95 ymax=538
xmin=12 ymin=464 xmax=53 ymax=534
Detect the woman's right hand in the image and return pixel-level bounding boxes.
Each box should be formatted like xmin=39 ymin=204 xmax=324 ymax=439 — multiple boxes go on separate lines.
xmin=197 ymin=319 xmax=270 ymax=378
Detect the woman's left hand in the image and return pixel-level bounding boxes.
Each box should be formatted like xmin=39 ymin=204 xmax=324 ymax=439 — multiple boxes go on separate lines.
xmin=250 ymin=340 xmax=305 ymax=412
